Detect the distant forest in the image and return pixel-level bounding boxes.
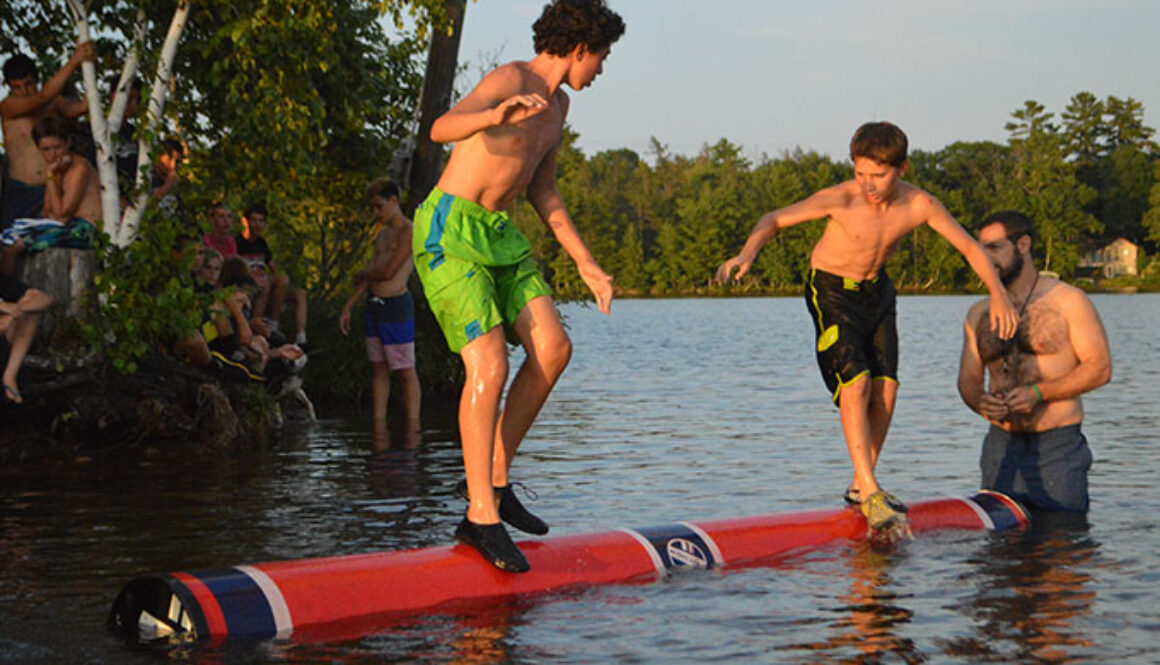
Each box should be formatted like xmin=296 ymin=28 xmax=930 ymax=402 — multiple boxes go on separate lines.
xmin=510 ymin=93 xmax=1160 ymax=296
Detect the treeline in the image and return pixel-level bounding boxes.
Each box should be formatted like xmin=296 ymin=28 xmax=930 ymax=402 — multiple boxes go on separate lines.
xmin=511 ymin=94 xmax=1160 ymax=297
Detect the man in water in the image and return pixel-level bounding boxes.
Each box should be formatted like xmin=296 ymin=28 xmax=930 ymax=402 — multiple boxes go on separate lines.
xmin=413 ymin=0 xmax=623 ymax=572
xmin=957 ymin=211 xmax=1111 ymax=511
xmin=716 ymin=121 xmax=1018 ymax=533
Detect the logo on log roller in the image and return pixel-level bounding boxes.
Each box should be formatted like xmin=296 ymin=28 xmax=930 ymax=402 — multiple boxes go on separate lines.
xmin=665 ymin=538 xmax=709 ymax=568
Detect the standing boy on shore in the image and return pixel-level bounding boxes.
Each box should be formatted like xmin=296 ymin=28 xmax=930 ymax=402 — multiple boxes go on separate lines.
xmin=413 ymin=0 xmax=623 ymax=572
xmin=716 ymin=122 xmax=1019 ymax=533
xmin=339 ymin=178 xmax=420 ymax=438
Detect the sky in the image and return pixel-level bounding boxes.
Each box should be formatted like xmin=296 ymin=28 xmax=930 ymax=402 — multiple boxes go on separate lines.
xmin=453 ymin=0 xmax=1160 ymax=162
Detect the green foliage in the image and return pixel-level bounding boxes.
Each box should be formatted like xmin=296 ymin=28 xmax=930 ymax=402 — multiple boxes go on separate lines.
xmin=78 ymin=216 xmax=208 ymax=375
xmin=1143 ymin=160 xmax=1160 ymax=245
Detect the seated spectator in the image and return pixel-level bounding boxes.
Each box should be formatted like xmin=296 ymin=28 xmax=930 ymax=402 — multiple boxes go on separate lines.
xmin=0 ymin=273 xmax=53 ymax=404
xmin=213 ymin=257 xmax=303 ymax=378
xmin=202 ymin=202 xmax=237 ymax=257
xmin=171 ymin=241 xmax=258 ymax=383
xmin=198 ymin=246 xmax=223 ymax=292
xmin=237 ymin=203 xmax=308 ymax=346
xmin=0 ymin=116 xmax=101 ymax=274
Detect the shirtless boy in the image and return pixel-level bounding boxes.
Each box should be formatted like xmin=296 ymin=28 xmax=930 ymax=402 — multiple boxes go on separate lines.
xmin=413 ymin=0 xmax=623 ymax=571
xmin=1 ymin=43 xmax=94 ymax=229
xmin=1 ymin=116 xmax=102 ymax=274
xmin=958 ymin=211 xmax=1111 ymax=512
xmin=716 ymin=121 xmax=1019 ymax=531
xmin=339 ymin=178 xmax=421 ymax=436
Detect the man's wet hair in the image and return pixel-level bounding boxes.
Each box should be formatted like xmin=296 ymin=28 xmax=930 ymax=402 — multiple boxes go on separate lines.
xmin=245 ymin=202 xmax=268 ymax=218
xmin=365 ymin=177 xmax=400 ymax=202
xmin=533 ymin=0 xmax=625 ymax=57
xmin=32 ymin=115 xmax=71 ymax=144
xmin=850 ymin=121 xmax=908 ymax=168
xmin=979 ymin=210 xmax=1035 ymax=246
xmin=3 ymin=53 xmax=37 ymax=83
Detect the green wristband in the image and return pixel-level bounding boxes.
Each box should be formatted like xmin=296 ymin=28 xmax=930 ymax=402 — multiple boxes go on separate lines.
xmin=1031 ymin=384 xmax=1044 ymax=403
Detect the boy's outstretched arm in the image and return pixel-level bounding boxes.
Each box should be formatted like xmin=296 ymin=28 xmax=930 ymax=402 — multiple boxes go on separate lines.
xmin=925 ymin=201 xmax=1018 ymax=339
xmin=0 ymin=41 xmax=94 ymax=120
xmin=430 ymin=66 xmax=549 ymax=144
xmin=527 ymin=144 xmax=613 ymax=315
xmin=714 ymin=188 xmax=841 ymax=284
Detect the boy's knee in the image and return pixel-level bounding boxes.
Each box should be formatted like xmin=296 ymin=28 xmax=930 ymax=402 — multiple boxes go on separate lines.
xmin=538 ymin=332 xmax=572 ymax=375
xmin=467 ymin=356 xmax=509 ymax=390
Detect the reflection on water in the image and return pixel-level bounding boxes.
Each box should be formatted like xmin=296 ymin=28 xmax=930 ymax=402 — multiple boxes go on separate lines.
xmin=946 ymin=512 xmax=1097 ymax=663
xmin=1 ymin=295 xmax=1159 ymax=663
xmin=787 ymin=541 xmax=925 ymax=664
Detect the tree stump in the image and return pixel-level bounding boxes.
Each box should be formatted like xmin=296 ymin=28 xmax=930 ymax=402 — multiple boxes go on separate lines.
xmin=15 ymin=247 xmax=97 ymax=343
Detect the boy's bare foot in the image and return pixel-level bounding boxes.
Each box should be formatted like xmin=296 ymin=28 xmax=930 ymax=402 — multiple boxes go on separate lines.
xmin=2 ymin=382 xmax=22 ymax=404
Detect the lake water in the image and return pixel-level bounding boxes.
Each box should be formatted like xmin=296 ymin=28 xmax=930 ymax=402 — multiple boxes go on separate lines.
xmin=2 ymin=294 xmax=1158 ymax=664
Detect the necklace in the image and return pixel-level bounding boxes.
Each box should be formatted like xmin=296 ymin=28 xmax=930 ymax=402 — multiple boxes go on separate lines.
xmin=1000 ymin=271 xmax=1039 ymax=377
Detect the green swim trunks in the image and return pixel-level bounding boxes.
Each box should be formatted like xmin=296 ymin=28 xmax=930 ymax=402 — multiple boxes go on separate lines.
xmin=413 ymin=187 xmax=552 ymax=353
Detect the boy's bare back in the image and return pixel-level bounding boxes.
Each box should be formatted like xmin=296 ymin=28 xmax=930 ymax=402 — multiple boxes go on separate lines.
xmin=434 ymin=62 xmax=570 ymax=213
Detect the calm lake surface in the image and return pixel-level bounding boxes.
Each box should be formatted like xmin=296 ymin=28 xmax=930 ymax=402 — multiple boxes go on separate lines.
xmin=2 ymin=294 xmax=1158 ymax=664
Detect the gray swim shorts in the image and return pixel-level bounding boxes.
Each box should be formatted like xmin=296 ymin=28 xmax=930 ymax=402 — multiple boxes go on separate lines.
xmin=980 ymin=424 xmax=1092 ymax=512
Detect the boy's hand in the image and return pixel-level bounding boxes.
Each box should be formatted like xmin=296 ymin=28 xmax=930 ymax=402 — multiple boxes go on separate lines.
xmin=989 ymin=291 xmax=1018 ymax=340
xmin=338 ymin=307 xmax=352 ymax=336
xmin=72 ymin=41 xmax=96 ymax=65
xmin=715 ymin=255 xmax=752 ymax=284
xmin=228 ymin=289 xmax=250 ymax=309
xmin=492 ymin=93 xmax=549 ymax=127
xmin=579 ymin=261 xmax=613 ymax=315
xmin=49 ymin=154 xmax=72 ymax=176
xmin=251 ymin=317 xmax=273 ymax=338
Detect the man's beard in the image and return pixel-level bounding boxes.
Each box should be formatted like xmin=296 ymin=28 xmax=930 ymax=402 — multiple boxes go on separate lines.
xmin=998 ymin=252 xmax=1024 ymax=286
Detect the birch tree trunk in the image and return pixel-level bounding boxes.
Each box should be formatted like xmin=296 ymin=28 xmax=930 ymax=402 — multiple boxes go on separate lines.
xmin=66 ymin=0 xmax=190 ymax=248
xmin=119 ymin=1 xmax=190 ymax=247
xmin=65 ymin=0 xmax=120 ymax=238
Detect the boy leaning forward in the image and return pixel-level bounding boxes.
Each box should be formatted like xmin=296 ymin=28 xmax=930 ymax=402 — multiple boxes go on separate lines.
xmin=412 ymin=0 xmax=624 ymax=572
xmin=717 ymin=122 xmax=1019 ymax=534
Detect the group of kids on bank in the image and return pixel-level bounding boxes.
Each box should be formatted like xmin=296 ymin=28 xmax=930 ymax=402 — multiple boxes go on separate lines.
xmin=0 ymin=38 xmax=418 ymax=410
xmin=2 ymin=0 xmax=1112 ymax=574
xmin=0 ymin=39 xmax=185 ymax=403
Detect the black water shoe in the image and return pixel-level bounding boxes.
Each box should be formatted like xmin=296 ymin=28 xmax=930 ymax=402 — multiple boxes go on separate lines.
xmin=454 ymin=518 xmax=530 ymax=573
xmin=497 ymin=484 xmax=549 ymax=535
xmin=453 ymin=479 xmax=550 ymax=535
